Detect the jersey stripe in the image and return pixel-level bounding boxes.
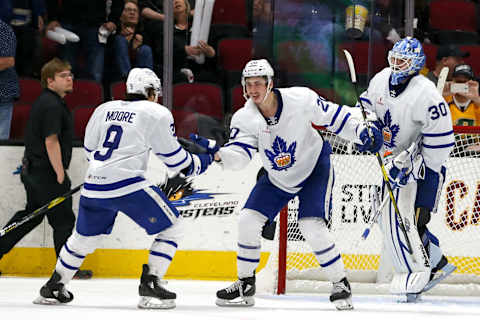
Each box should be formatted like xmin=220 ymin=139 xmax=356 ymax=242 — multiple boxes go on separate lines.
xmin=156 ymin=146 xmax=182 ymax=157
xmin=84 ymin=176 xmax=145 ymax=191
xmin=164 ymin=152 xmax=188 ymax=168
xmin=422 ymin=130 xmax=454 ymax=137
xmin=334 ymin=113 xmax=351 ymax=135
xmin=224 ymin=141 xmax=257 ymax=159
xmin=423 ymin=142 xmax=455 ymax=149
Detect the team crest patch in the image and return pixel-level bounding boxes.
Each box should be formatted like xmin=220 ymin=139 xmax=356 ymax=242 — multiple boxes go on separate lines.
xmin=265 ymin=136 xmax=296 ymax=171
xmin=380 ymin=110 xmax=399 ymax=149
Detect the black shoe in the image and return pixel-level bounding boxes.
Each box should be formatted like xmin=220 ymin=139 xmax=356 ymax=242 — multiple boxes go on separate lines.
xmin=34 ymin=271 xmax=74 ymax=304
xmin=330 ymin=277 xmax=353 ymax=310
xmin=216 ymin=276 xmax=256 ymax=307
xmin=73 ymin=269 xmax=93 ymax=280
xmin=138 ymin=264 xmax=176 ymax=309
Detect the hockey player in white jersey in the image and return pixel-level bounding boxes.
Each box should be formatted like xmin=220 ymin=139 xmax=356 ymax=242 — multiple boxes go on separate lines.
xmin=357 ymin=37 xmax=456 ymax=300
xmin=189 ymin=59 xmax=384 ymax=310
xmin=34 ymin=68 xmax=214 ymax=309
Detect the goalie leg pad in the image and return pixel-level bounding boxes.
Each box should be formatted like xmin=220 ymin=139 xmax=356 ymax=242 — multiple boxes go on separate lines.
xmin=298 ymin=218 xmax=346 ymax=283
xmin=237 ymin=209 xmax=268 ymax=279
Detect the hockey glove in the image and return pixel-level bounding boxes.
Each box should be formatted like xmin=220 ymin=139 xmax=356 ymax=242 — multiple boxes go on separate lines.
xmin=385 ymin=149 xmax=426 ymax=189
xmin=355 ymin=123 xmax=383 ymax=153
xmin=189 ymin=134 xmax=220 ymax=155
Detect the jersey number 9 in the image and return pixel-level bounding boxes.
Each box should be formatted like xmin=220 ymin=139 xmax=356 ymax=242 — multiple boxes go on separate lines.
xmin=94 ymin=125 xmax=123 ymax=161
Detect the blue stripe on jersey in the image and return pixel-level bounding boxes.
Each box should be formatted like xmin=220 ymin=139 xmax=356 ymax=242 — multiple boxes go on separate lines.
xmin=150 ymin=250 xmax=173 ymax=261
xmin=165 ymin=152 xmax=188 ymax=168
xmin=65 ymin=243 xmax=85 ymax=259
xmin=422 ymin=142 xmax=455 ymax=149
xmin=320 ymin=254 xmax=341 ymax=267
xmin=329 ymin=105 xmax=342 ymax=127
xmin=155 ymin=238 xmax=178 ymax=248
xmin=59 ymin=257 xmax=78 ymax=270
xmin=156 ymin=146 xmax=182 ymax=157
xmin=359 ymin=97 xmax=372 ymax=105
xmin=237 ymin=256 xmax=260 ymax=263
xmin=238 ymin=242 xmax=261 ymax=250
xmin=84 ymin=176 xmax=145 ymax=191
xmin=314 ymin=244 xmax=335 ymax=256
xmin=422 ymin=130 xmax=454 ymax=137
xmin=224 ymin=142 xmax=257 ymax=159
xmin=334 ymin=113 xmax=351 ymax=135
xmin=84 ymin=146 xmax=93 ymax=153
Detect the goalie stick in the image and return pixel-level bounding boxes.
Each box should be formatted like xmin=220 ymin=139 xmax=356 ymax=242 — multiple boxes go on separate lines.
xmin=343 ymin=49 xmax=415 ymax=258
xmin=0 ymin=184 xmax=83 ymax=237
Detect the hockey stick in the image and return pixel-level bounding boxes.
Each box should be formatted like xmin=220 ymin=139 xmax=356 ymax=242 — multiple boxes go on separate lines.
xmin=343 ymin=49 xmax=415 ymax=258
xmin=0 ymin=184 xmax=83 ymax=237
xmin=436 ymin=66 xmax=449 ymax=94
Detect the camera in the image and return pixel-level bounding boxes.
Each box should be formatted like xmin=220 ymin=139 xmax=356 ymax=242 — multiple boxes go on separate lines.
xmin=450 ymin=83 xmax=469 ymax=94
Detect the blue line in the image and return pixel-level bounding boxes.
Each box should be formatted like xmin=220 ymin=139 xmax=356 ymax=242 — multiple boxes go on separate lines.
xmin=314 ymin=244 xmax=335 ymax=256
xmin=156 ymin=146 xmax=182 ymax=157
xmin=334 ymin=113 xmax=351 ymax=135
xmin=329 ymin=105 xmax=342 ymax=127
xmin=84 ymin=176 xmax=145 ymax=191
xmin=224 ymin=142 xmax=257 ymax=159
xmin=422 ymin=142 xmax=455 ymax=149
xmin=65 ymin=243 xmax=85 ymax=259
xmin=150 ymin=251 xmax=172 ymax=261
xmin=320 ymin=254 xmax=341 ymax=267
xmin=422 ymin=130 xmax=453 ymax=137
xmin=165 ymin=152 xmax=188 ymax=168
xmin=359 ymin=97 xmax=372 ymax=105
xmin=59 ymin=258 xmax=79 ymax=271
xmin=84 ymin=146 xmax=93 ymax=153
xmin=155 ymin=239 xmax=178 ymax=248
xmin=238 ymin=243 xmax=261 ymax=250
xmin=237 ymin=256 xmax=260 ymax=263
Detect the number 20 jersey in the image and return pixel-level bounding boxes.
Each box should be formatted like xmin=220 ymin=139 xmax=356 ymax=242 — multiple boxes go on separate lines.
xmin=360 ymin=68 xmax=454 ymax=172
xmin=82 ymin=100 xmax=191 ymax=199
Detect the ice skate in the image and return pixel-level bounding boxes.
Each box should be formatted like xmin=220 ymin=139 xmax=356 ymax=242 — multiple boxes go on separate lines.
xmin=137 ymin=264 xmax=176 ymax=309
xmin=329 ymin=277 xmax=353 ymax=310
xmin=216 ymin=275 xmax=255 ymax=307
xmin=33 ymin=271 xmax=74 ymax=305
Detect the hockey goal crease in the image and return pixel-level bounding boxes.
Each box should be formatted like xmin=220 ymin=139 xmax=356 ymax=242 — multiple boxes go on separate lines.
xmin=257 ymin=126 xmax=480 ymax=297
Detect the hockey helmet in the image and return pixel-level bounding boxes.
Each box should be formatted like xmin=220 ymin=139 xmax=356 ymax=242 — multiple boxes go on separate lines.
xmin=126 ymin=68 xmax=162 ymax=100
xmin=388 ymin=37 xmax=425 ymax=85
xmin=241 ymin=59 xmax=274 ymax=101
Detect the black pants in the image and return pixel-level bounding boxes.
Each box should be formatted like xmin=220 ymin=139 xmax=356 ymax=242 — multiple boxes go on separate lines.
xmin=0 ymin=168 xmax=76 ymax=260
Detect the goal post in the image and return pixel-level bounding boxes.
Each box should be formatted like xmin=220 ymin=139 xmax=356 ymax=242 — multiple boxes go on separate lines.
xmin=258 ymin=126 xmax=480 ymax=296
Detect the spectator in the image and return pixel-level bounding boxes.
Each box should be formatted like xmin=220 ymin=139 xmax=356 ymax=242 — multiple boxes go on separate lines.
xmin=426 ymin=45 xmax=470 ymax=86
xmin=1 ymin=0 xmax=46 ymax=78
xmin=0 ymin=18 xmax=20 ymax=140
xmin=0 ymin=58 xmax=91 ymax=279
xmin=444 ymin=64 xmax=480 ymax=126
xmin=112 ymin=0 xmax=154 ymax=80
xmin=45 ymin=0 xmax=124 ymax=82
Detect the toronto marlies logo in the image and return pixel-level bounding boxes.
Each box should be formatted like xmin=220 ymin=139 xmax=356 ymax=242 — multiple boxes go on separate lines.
xmin=379 ymin=110 xmax=399 ymax=149
xmin=265 ymin=136 xmax=296 ymax=171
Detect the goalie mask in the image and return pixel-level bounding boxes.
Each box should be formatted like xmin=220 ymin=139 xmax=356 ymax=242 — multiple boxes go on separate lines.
xmin=241 ymin=59 xmax=274 ymax=103
xmin=388 ymin=37 xmax=425 ymax=85
xmin=126 ymin=68 xmax=162 ymax=102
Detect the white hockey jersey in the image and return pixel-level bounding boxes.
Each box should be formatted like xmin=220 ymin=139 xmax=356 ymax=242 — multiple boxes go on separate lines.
xmin=218 ymin=87 xmax=364 ymax=193
xmin=359 ymin=68 xmax=455 ymax=172
xmin=82 ymin=100 xmax=193 ymax=198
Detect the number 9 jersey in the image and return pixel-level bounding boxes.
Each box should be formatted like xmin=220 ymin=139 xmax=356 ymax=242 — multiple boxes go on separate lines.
xmin=359 ymin=67 xmax=455 ymax=173
xmin=82 ymin=100 xmax=193 ymax=199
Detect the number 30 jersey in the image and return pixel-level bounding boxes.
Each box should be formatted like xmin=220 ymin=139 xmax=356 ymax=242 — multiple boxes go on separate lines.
xmin=82 ymin=100 xmax=191 ymax=199
xmin=359 ymin=68 xmax=455 ymax=172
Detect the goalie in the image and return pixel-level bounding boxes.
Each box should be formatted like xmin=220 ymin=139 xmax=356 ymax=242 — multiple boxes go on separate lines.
xmin=188 ymin=59 xmax=384 ymax=310
xmin=357 ymin=37 xmax=456 ymax=301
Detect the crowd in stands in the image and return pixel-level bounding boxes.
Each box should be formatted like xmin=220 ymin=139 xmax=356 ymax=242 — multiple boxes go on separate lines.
xmin=0 ymin=0 xmax=480 ymax=144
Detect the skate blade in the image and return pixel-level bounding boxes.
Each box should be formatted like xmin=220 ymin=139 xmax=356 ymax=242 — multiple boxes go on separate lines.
xmin=333 ymin=297 xmax=353 ymax=310
xmin=137 ymin=296 xmax=175 ymax=309
xmin=215 ymin=296 xmax=254 ymax=307
xmin=423 ymin=263 xmax=457 ymax=293
xmin=33 ymin=296 xmax=64 ymax=305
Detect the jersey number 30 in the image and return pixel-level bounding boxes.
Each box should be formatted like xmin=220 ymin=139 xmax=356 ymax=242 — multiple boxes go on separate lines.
xmin=428 ymin=102 xmax=448 ymax=120
xmin=94 ymin=125 xmax=123 ymax=161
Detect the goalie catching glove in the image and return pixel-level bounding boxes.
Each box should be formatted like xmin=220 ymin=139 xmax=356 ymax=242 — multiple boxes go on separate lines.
xmin=355 ymin=122 xmax=384 ymax=154
xmin=385 ymin=148 xmax=426 ymax=189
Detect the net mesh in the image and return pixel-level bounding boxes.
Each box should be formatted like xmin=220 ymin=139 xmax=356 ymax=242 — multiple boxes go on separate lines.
xmin=271 ymin=127 xmax=480 ymax=292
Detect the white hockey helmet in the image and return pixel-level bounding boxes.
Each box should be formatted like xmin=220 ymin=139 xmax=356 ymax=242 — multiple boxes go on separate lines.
xmin=241 ymin=59 xmax=274 ymax=102
xmin=126 ymin=68 xmax=162 ymax=100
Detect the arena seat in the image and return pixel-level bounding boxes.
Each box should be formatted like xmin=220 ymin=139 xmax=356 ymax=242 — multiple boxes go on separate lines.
xmin=65 ymin=80 xmax=103 ymax=111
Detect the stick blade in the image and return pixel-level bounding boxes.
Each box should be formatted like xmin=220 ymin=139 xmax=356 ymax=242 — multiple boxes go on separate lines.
xmin=436 ymin=66 xmax=449 ymax=94
xmin=343 ymin=49 xmax=357 ymax=84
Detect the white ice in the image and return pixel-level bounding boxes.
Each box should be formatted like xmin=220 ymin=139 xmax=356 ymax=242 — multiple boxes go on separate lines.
xmin=1 ymin=277 xmax=479 ymax=320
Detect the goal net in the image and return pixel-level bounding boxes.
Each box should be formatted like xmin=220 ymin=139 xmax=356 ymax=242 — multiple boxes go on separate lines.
xmin=258 ymin=126 xmax=480 ymax=296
